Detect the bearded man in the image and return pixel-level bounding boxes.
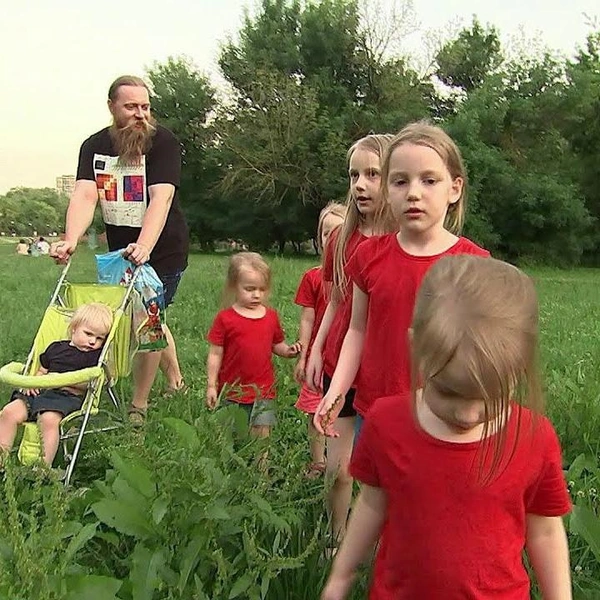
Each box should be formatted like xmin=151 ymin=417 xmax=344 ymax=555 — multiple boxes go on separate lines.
xmin=51 ymin=75 xmax=189 ymax=423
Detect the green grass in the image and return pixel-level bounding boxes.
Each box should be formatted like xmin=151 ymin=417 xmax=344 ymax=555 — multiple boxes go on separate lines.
xmin=0 ymin=243 xmax=599 ymax=598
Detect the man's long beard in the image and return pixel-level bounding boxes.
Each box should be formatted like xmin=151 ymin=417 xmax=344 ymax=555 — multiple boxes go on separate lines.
xmin=109 ymin=116 xmax=157 ymax=166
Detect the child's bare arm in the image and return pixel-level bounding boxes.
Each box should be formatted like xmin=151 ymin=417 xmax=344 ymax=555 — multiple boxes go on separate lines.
xmin=314 ymin=284 xmax=368 ymax=435
xmin=306 ymin=297 xmax=339 ymax=390
xmin=526 ymin=514 xmax=572 ymax=599
xmin=321 ymin=485 xmax=387 ymax=600
xmin=206 ymin=344 xmax=224 ymax=408
xmin=294 ymin=307 xmax=315 ymax=382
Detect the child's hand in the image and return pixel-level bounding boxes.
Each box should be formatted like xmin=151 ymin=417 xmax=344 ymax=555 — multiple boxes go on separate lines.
xmin=305 ymin=349 xmax=323 ymax=392
xmin=287 ymin=341 xmax=302 ymax=358
xmin=293 ymin=357 xmax=306 ymax=383
xmin=23 ymin=388 xmax=39 ymax=397
xmin=206 ymin=385 xmax=218 ymax=409
xmin=314 ymin=393 xmax=344 ymax=437
xmin=321 ymin=571 xmax=355 ymax=600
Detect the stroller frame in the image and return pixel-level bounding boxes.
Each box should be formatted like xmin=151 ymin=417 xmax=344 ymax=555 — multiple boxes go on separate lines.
xmin=0 ymin=258 xmax=140 ymax=486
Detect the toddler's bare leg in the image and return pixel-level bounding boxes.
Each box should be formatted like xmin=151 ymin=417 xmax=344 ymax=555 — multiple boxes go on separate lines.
xmin=0 ymin=399 xmax=28 ymax=455
xmin=37 ymin=411 xmax=63 ymax=465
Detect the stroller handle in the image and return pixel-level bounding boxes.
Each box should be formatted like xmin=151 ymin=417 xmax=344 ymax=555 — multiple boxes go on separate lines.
xmin=0 ymin=362 xmax=102 ymax=389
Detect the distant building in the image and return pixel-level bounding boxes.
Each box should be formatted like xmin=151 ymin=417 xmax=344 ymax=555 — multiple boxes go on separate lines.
xmin=56 ymin=174 xmax=76 ymax=197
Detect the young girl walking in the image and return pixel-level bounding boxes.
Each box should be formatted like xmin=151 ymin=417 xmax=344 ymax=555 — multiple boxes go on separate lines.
xmin=315 ymin=122 xmax=489 ymax=437
xmin=206 ymin=252 xmax=301 ymax=438
xmin=305 ymin=133 xmax=394 ymax=544
xmin=294 ymin=202 xmax=346 ymax=478
xmin=321 ymin=255 xmax=572 ymax=599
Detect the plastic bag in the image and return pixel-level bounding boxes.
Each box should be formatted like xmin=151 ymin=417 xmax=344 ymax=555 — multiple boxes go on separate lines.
xmin=96 ymin=250 xmax=167 ymax=352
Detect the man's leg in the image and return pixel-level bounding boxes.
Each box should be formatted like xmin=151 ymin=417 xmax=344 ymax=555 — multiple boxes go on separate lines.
xmin=159 ymin=324 xmax=184 ymax=390
xmin=157 ymin=271 xmax=185 ymax=392
xmin=131 ymin=351 xmax=163 ymax=411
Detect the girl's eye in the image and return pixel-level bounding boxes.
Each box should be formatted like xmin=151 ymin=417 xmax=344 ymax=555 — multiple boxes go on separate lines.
xmin=424 ymin=178 xmax=437 ymax=185
xmin=391 ymin=179 xmax=406 ymax=186
xmin=368 ymin=169 xmax=380 ymax=178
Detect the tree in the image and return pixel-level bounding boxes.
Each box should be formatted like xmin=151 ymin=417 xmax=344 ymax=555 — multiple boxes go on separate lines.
xmin=146 ymin=57 xmax=219 ymax=248
xmin=216 ymin=0 xmax=429 ymax=250
xmin=435 ymin=18 xmax=503 ymax=92
xmin=0 ymin=188 xmax=68 ymax=236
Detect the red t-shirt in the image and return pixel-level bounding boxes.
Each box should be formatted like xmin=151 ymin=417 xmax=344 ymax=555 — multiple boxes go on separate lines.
xmin=294 ymin=266 xmax=327 ymax=359
xmin=347 ymin=234 xmax=490 ymax=415
xmin=207 ymin=307 xmax=285 ymax=404
xmin=351 ymin=395 xmax=572 ymax=600
xmin=322 ymin=228 xmax=367 ymax=377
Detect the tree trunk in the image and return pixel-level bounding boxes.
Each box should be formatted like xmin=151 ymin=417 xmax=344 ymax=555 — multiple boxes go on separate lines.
xmin=312 ymin=238 xmax=319 ymax=255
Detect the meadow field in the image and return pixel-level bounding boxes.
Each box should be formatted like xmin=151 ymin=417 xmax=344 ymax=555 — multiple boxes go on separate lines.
xmin=1 ymin=241 xmax=600 ymax=599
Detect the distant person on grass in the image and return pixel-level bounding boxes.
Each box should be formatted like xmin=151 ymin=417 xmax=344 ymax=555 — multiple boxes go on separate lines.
xmin=206 ymin=252 xmax=301 ymax=439
xmin=16 ymin=239 xmax=29 ymax=255
xmin=50 ymin=75 xmax=189 ymax=425
xmin=36 ymin=237 xmax=50 ymax=255
xmin=0 ymin=303 xmax=112 ymax=466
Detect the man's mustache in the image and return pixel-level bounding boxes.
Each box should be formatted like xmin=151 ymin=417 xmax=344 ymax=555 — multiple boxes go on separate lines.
xmin=118 ymin=118 xmax=157 ymax=133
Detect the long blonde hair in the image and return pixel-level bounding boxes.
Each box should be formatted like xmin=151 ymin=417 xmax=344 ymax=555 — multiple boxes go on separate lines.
xmin=411 ymin=255 xmax=543 ymax=482
xmin=222 ymin=252 xmax=271 ymax=308
xmin=332 ymin=134 xmax=395 ymax=297
xmin=381 ymin=121 xmax=468 ymax=234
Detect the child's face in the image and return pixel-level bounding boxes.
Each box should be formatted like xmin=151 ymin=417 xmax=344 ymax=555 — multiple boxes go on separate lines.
xmin=424 ymin=386 xmax=487 ymax=435
xmin=320 ymin=213 xmax=344 ymax=249
xmin=386 ymin=143 xmax=463 ymax=234
xmin=235 ymin=267 xmax=268 ymax=310
xmin=348 ymin=148 xmax=382 ymax=217
xmin=71 ymin=322 xmax=108 ymax=352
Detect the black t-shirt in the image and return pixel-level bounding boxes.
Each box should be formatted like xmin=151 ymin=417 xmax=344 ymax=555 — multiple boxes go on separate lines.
xmin=76 ymin=125 xmax=189 ymax=275
xmin=40 ymin=341 xmax=102 ymax=372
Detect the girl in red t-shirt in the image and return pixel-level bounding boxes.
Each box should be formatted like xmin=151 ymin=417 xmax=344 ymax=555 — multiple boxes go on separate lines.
xmin=322 ymin=255 xmax=572 ymax=600
xmin=294 ymin=202 xmax=346 ymax=478
xmin=206 ymin=252 xmax=301 ymax=438
xmin=305 ymin=134 xmax=395 ymax=546
xmin=315 ymin=122 xmax=489 ymax=437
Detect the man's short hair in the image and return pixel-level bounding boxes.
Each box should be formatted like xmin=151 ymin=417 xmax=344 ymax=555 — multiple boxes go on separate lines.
xmin=108 ymin=75 xmax=149 ymax=102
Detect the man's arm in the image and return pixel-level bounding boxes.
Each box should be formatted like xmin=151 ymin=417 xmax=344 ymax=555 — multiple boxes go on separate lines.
xmin=123 ymin=183 xmax=175 ymax=266
xmin=50 ymin=180 xmax=98 ymax=262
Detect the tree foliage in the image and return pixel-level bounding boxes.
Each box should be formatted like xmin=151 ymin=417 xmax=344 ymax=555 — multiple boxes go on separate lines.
xmin=0 ymin=188 xmax=69 ymax=236
xmin=9 ymin=2 xmax=600 ymax=265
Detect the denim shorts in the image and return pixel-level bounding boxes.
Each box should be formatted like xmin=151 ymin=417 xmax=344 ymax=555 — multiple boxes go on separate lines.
xmin=225 ymin=399 xmax=276 ymax=427
xmin=11 ymin=389 xmax=83 ymax=421
xmin=158 ymin=270 xmax=185 ymax=307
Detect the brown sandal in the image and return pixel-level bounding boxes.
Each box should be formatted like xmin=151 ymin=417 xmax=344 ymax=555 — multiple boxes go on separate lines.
xmin=128 ymin=405 xmax=147 ymax=426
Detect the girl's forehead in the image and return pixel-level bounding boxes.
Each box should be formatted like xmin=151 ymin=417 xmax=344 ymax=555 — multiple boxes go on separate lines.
xmin=389 ymin=142 xmax=447 ymax=172
xmin=238 ymin=266 xmax=266 ymax=284
xmin=349 ymin=148 xmax=380 ymax=170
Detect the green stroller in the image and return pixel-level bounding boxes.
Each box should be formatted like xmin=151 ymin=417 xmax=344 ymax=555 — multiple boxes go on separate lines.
xmin=0 ymin=258 xmax=139 ymax=485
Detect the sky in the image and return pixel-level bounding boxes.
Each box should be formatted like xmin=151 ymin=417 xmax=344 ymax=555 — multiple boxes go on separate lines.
xmin=1 ymin=0 xmax=598 ymax=193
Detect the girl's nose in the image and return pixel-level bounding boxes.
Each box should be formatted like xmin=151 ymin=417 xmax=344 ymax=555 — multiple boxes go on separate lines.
xmin=407 ymin=181 xmax=421 ymax=200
